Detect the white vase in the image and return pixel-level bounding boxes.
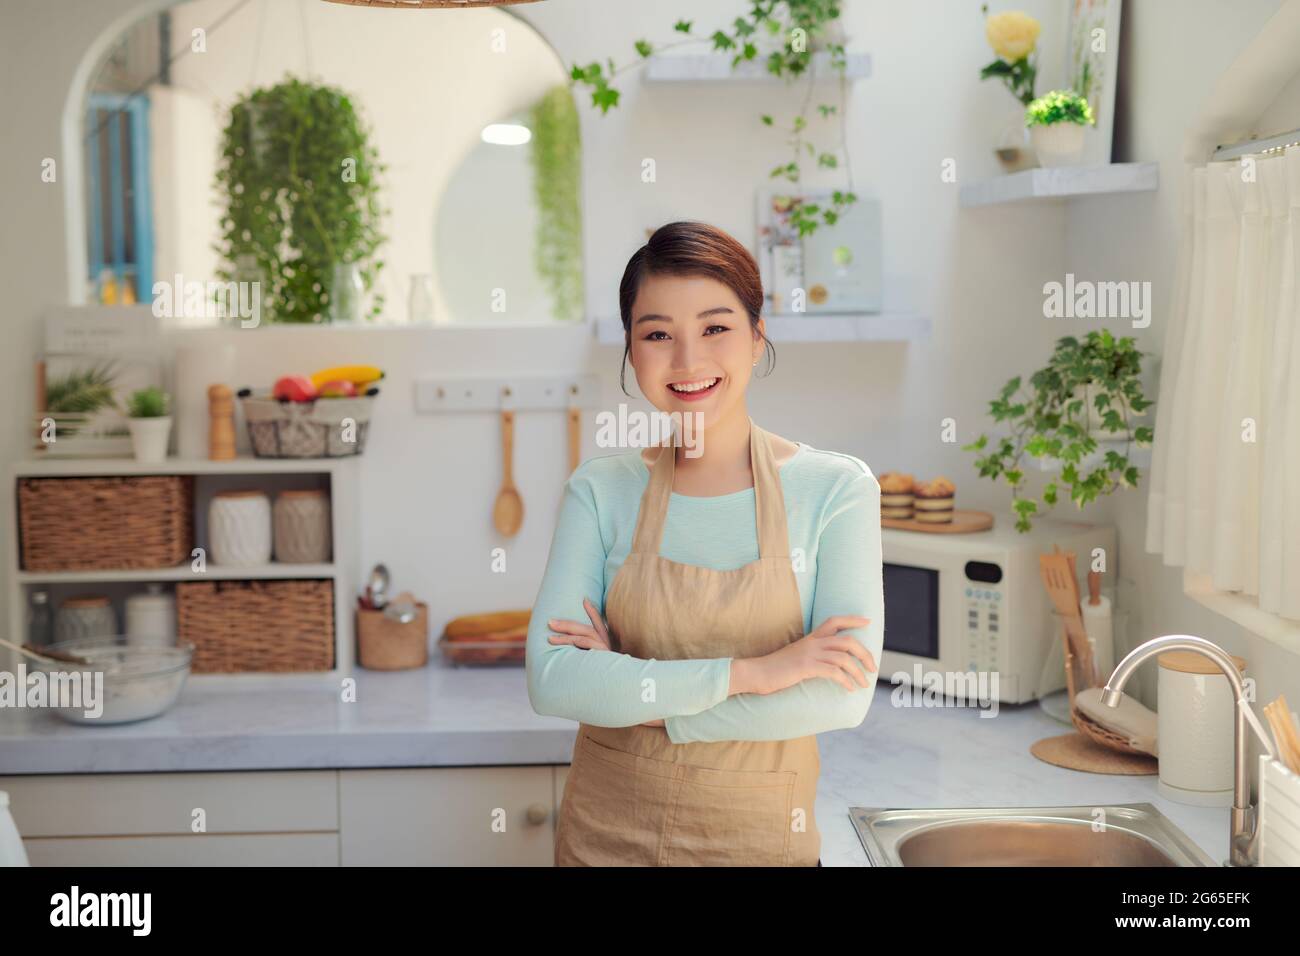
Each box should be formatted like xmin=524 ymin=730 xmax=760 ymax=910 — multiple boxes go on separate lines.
xmin=128 ymin=416 xmax=172 ymax=463
xmin=208 ymin=490 xmax=273 ymax=567
xmin=1072 ymin=383 xmax=1148 ymax=438
xmin=1030 ymin=123 xmax=1087 ymax=167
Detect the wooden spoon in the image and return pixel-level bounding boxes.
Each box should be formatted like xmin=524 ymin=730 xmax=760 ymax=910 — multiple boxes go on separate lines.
xmin=0 ymin=636 xmax=90 ymax=666
xmin=492 ymin=409 xmax=524 ymax=536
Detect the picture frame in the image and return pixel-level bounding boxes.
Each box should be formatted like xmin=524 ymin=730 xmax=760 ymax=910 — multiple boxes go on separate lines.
xmin=1066 ymin=0 xmax=1124 ymax=167
xmin=755 ymin=188 xmax=883 ymax=316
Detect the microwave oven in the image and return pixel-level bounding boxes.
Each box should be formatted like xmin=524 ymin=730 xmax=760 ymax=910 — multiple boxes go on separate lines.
xmin=879 ymin=517 xmax=1116 ymax=704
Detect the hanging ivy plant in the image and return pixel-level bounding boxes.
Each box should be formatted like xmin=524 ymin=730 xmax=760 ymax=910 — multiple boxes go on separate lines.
xmin=528 ymin=84 xmax=583 ymax=323
xmin=215 ymin=76 xmax=386 ymax=323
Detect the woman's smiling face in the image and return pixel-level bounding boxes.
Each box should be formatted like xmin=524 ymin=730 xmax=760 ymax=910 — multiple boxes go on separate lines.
xmin=627 ymin=272 xmax=763 ymax=430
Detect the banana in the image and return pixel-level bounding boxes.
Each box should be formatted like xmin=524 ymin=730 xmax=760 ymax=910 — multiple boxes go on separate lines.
xmin=309 ymin=365 xmax=385 ymax=388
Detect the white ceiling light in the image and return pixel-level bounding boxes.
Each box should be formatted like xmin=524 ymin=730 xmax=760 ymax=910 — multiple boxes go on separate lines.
xmin=481 ymin=123 xmax=532 ymax=146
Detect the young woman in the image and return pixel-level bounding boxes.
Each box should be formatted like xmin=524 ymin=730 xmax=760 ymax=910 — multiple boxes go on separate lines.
xmin=526 ymin=221 xmax=884 ymax=867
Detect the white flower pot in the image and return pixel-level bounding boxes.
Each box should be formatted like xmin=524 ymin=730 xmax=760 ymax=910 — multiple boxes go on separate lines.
xmin=128 ymin=416 xmax=172 ymax=463
xmin=1030 ymin=122 xmax=1087 ymax=167
xmin=209 ymin=491 xmax=273 ymax=567
xmin=1072 ymin=384 xmax=1147 ymax=438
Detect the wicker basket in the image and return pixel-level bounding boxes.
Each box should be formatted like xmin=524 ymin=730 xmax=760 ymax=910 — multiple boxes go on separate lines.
xmin=177 ymin=579 xmax=335 ymax=673
xmin=239 ymin=392 xmax=375 ymax=458
xmin=357 ymin=602 xmax=429 ymax=670
xmin=18 ymin=475 xmax=195 ymax=571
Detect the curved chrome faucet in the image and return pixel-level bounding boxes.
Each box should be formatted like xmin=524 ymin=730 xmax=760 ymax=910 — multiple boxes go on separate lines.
xmin=1101 ymin=634 xmax=1257 ymax=867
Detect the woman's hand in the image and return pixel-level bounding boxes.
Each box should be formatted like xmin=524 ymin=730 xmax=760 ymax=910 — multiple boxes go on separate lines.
xmin=731 ymin=615 xmax=876 ymax=697
xmin=546 ymin=597 xmax=612 ymax=651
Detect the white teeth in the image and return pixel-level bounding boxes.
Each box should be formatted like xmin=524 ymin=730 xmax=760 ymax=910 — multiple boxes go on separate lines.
xmin=669 ymin=378 xmax=719 ymax=393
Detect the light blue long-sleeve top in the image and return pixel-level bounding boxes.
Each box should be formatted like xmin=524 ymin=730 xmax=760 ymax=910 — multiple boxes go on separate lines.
xmin=525 ymin=439 xmax=884 ymax=744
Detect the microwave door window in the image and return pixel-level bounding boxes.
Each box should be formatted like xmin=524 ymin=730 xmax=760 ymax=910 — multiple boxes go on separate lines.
xmin=882 ymin=563 xmax=940 ymax=660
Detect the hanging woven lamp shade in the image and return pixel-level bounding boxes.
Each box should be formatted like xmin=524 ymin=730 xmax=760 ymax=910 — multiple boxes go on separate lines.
xmin=322 ymin=0 xmax=543 ymax=8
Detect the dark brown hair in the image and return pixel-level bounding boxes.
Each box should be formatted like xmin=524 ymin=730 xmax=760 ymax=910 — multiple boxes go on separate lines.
xmin=618 ymin=220 xmax=775 ymax=396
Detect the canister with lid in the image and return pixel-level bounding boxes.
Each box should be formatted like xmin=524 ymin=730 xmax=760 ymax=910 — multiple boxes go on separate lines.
xmin=1157 ymin=649 xmax=1249 ymax=806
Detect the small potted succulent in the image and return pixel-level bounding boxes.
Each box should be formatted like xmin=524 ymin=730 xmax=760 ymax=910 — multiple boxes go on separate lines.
xmin=1025 ymin=89 xmax=1095 ymax=167
xmin=126 ymin=386 xmax=172 ymax=463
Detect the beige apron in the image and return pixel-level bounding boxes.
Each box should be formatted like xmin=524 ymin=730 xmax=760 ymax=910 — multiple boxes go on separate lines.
xmin=554 ymin=418 xmax=820 ymax=866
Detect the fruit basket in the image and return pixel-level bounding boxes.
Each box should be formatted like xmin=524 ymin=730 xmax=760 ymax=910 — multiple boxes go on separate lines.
xmin=238 ymin=389 xmax=378 ymax=458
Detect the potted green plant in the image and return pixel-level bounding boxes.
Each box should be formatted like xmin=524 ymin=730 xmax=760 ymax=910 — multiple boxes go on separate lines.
xmin=215 ymin=76 xmax=386 ymax=324
xmin=126 ymin=387 xmax=172 ymax=463
xmin=1025 ymin=89 xmax=1095 ymax=167
xmin=962 ymin=331 xmax=1154 ymax=532
xmin=979 ymin=7 xmax=1042 ymax=172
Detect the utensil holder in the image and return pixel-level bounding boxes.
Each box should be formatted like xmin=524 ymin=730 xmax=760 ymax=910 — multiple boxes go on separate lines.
xmin=1258 ymin=755 xmax=1300 ymax=866
xmin=357 ymin=603 xmax=429 ymax=670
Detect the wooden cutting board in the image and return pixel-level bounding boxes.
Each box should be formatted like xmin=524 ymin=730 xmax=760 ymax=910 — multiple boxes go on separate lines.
xmin=880 ymin=509 xmax=994 ymax=534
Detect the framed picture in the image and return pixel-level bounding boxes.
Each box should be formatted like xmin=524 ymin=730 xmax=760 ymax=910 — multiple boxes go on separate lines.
xmin=755 ymin=188 xmax=882 ymax=316
xmin=1067 ymin=0 xmax=1123 ymax=166
xmin=37 ymin=307 xmax=162 ymax=457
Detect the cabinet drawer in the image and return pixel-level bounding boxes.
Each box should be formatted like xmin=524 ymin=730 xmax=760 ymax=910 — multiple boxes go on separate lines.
xmin=0 ymin=771 xmax=338 ymax=837
xmin=24 ymin=833 xmax=339 ymax=866
xmin=340 ymin=766 xmax=553 ymax=865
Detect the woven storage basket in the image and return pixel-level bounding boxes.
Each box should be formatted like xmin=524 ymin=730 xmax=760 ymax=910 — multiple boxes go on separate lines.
xmin=18 ymin=475 xmax=194 ymax=571
xmin=177 ymin=579 xmax=335 ymax=673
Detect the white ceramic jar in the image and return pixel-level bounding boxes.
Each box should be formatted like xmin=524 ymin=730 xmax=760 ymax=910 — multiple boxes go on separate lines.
xmin=273 ymin=490 xmax=332 ymax=564
xmin=1157 ymin=650 xmax=1249 ymax=806
xmin=208 ymin=490 xmax=272 ymax=567
xmin=125 ymin=583 xmax=177 ymax=647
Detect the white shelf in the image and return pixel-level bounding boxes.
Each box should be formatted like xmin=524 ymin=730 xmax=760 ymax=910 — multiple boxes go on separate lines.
xmin=16 ymin=563 xmax=337 ymax=584
xmin=13 ymin=455 xmax=358 ymax=477
xmin=959 ymin=162 xmax=1159 ymax=207
xmin=595 ymin=312 xmax=930 ymax=346
xmin=643 ymin=51 xmax=870 ymax=83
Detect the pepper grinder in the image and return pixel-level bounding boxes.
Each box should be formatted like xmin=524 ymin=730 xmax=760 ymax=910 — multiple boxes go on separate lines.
xmin=208 ymin=384 xmax=236 ymax=460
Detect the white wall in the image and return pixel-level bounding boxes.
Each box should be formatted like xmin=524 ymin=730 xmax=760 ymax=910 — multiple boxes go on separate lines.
xmin=1 ymin=0 xmax=1297 ymax=716
xmin=1067 ymin=0 xmax=1299 ymax=709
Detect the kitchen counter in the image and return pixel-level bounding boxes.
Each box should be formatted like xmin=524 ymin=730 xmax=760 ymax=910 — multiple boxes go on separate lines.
xmin=0 ymin=665 xmax=1232 ymax=866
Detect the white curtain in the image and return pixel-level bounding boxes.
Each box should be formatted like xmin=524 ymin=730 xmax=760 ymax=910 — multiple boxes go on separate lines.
xmin=1146 ymin=145 xmax=1300 ymax=620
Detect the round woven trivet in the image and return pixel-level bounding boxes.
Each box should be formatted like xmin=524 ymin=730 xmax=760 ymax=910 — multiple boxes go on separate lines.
xmin=1031 ymin=732 xmax=1158 ymax=775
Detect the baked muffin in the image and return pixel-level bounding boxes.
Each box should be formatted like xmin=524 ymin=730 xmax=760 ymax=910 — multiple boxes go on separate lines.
xmin=878 ymin=471 xmax=916 ymax=519
xmin=914 ymin=476 xmax=956 ymax=523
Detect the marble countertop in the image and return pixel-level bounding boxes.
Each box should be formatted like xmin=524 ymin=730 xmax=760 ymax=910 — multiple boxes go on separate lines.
xmin=0 ymin=662 xmax=1231 ymax=866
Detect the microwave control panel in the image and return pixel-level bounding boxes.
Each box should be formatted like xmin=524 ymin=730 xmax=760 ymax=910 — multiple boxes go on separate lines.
xmin=963 ymin=585 xmax=1002 ymax=672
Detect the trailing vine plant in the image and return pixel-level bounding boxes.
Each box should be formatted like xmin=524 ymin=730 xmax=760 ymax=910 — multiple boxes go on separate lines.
xmin=215 ymin=76 xmax=386 ymax=323
xmin=569 ymin=0 xmax=856 ymax=237
xmin=528 ymin=84 xmax=583 ymax=323
xmin=962 ymin=331 xmax=1155 ymax=532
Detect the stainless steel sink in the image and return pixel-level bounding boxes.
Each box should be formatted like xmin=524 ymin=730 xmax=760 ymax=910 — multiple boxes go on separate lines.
xmin=850 ymin=803 xmax=1218 ymax=867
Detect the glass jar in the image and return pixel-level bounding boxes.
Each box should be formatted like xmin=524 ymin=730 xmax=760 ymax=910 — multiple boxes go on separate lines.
xmin=408 ymin=274 xmax=436 ymax=325
xmin=329 ymin=261 xmax=366 ymax=324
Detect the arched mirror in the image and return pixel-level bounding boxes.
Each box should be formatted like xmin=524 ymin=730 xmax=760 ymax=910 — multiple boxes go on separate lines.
xmin=81 ymin=0 xmax=583 ymax=325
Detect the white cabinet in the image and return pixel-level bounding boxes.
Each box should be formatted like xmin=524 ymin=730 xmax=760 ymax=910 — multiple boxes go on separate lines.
xmin=340 ymin=767 xmax=555 ymax=865
xmin=0 ymin=765 xmax=565 ymax=866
